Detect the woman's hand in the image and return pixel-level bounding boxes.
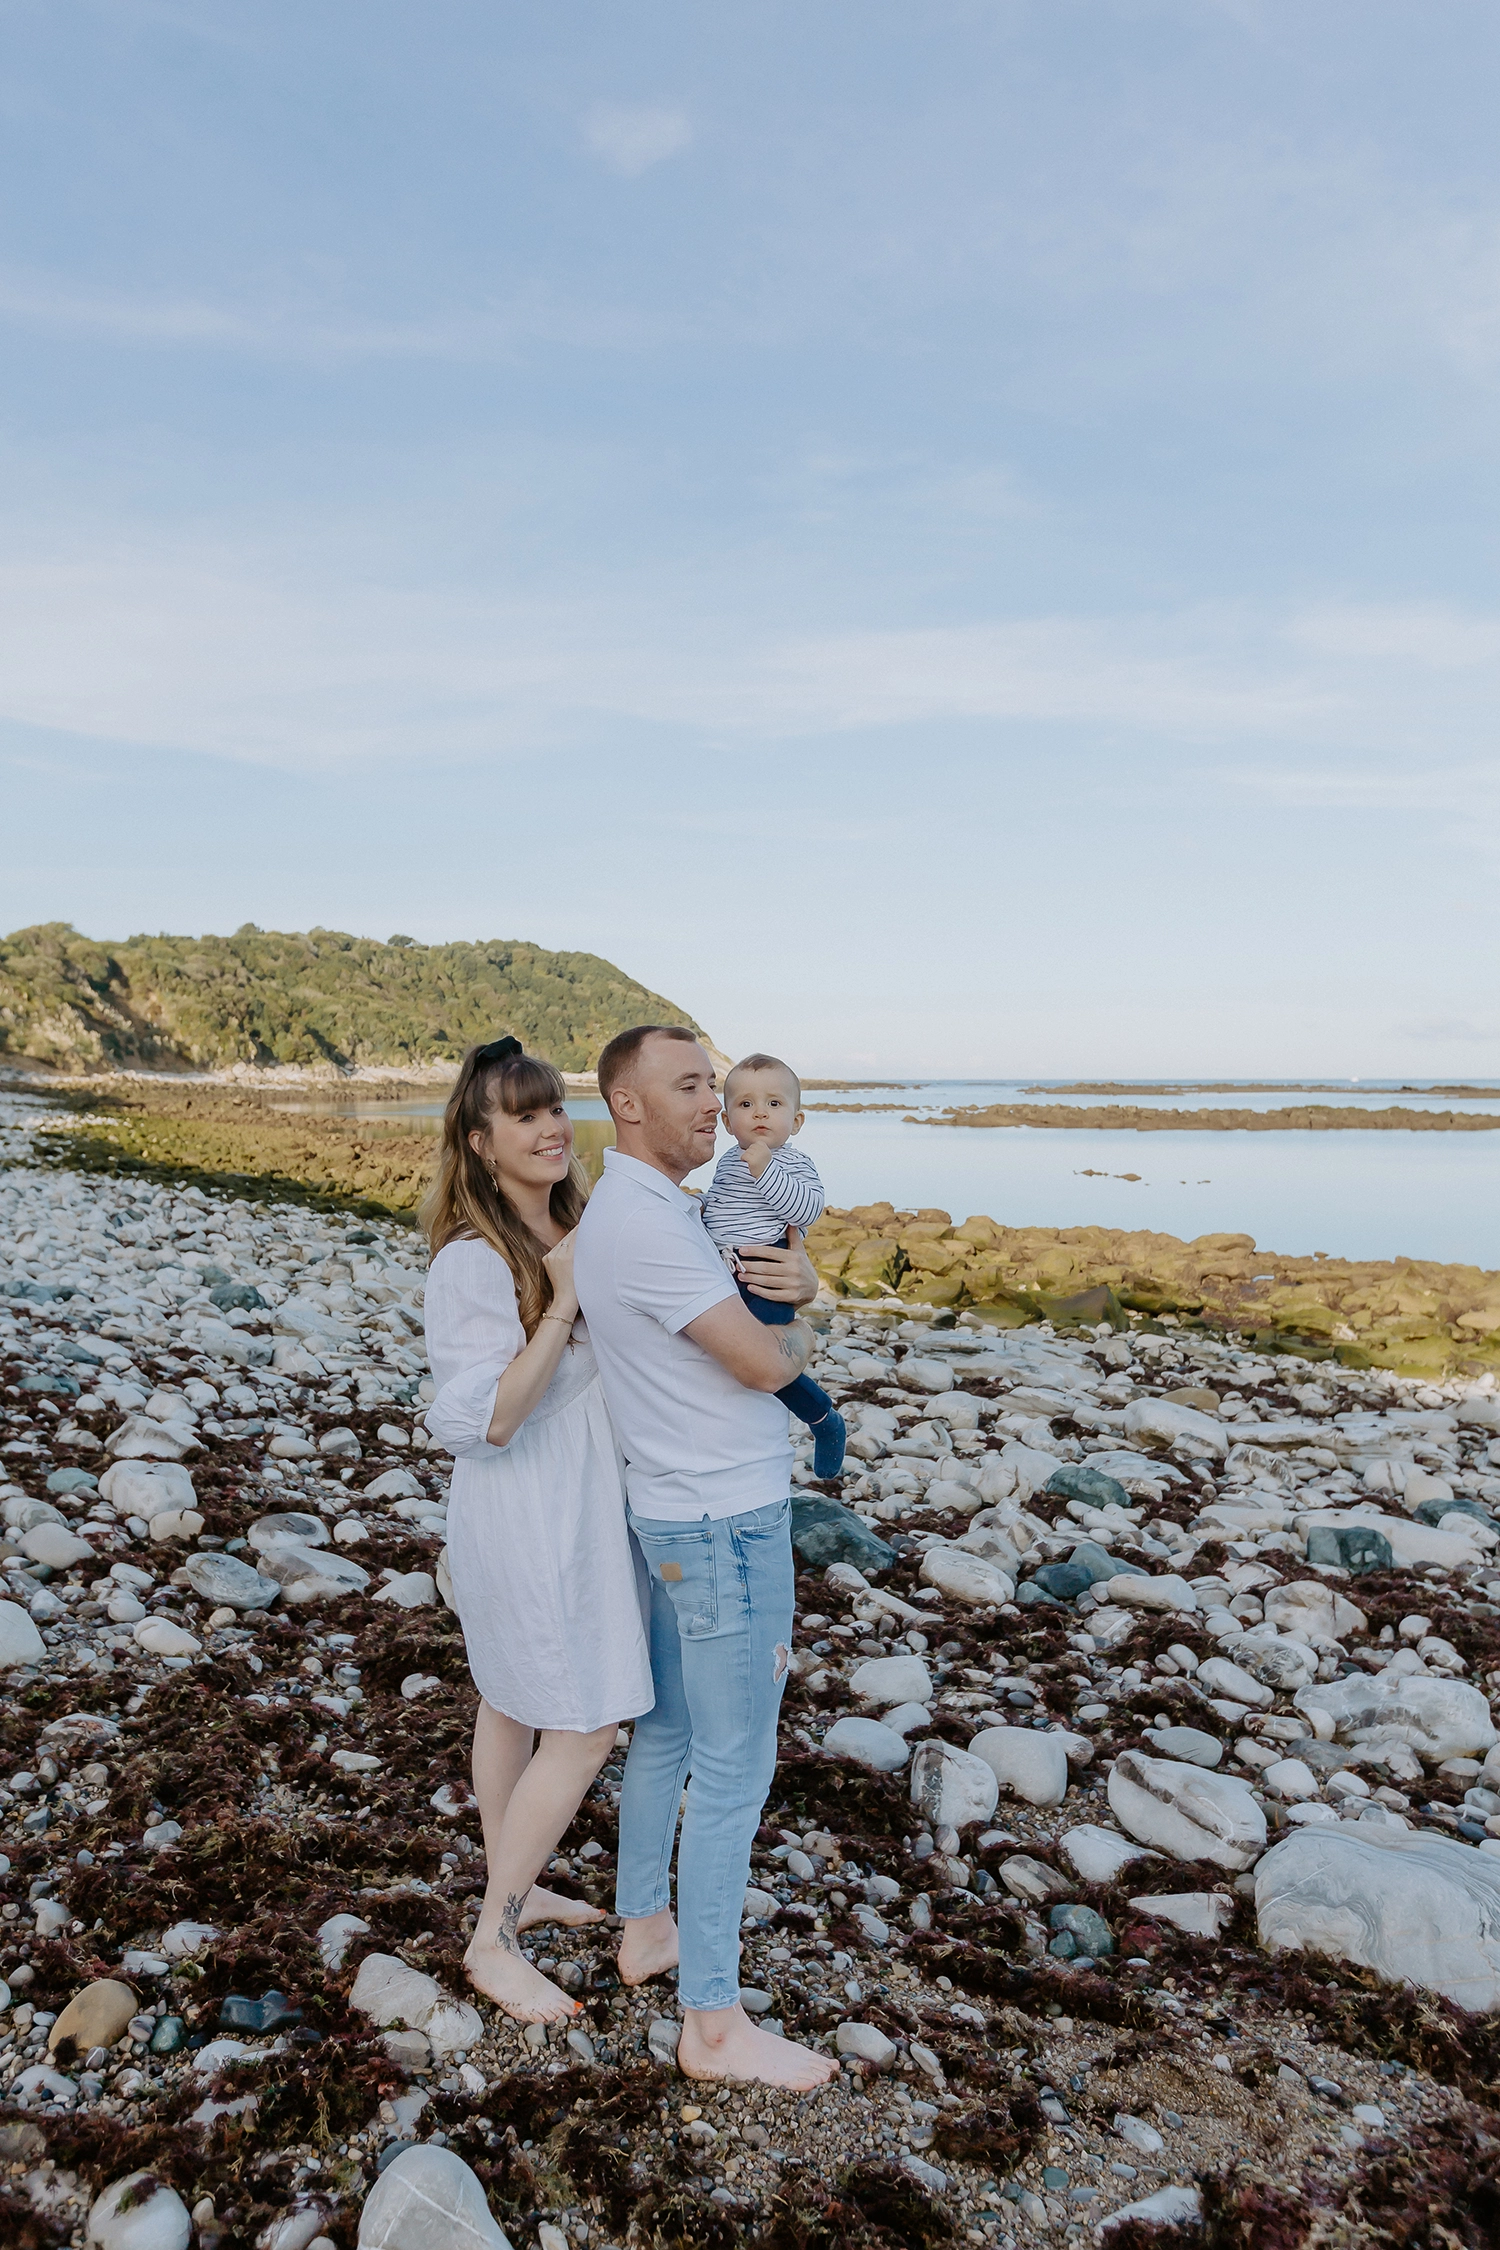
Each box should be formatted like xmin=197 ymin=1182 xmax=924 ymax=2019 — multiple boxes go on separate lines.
xmin=542 ymin=1227 xmax=580 ymax=1318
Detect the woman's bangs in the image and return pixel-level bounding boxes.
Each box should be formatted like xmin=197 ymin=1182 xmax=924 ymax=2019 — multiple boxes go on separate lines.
xmin=491 ymin=1055 xmax=566 ymax=1116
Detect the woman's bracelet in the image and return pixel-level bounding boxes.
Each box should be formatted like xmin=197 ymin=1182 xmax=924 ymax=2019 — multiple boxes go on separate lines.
xmin=542 ymin=1311 xmax=576 ymax=1327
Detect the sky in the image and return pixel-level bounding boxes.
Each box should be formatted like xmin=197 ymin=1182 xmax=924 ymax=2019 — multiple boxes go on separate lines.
xmin=3 ymin=0 xmax=1499 ymax=1079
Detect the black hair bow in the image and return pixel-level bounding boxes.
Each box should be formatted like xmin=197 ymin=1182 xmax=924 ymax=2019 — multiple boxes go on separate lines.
xmin=475 ymin=1035 xmax=523 ymax=1063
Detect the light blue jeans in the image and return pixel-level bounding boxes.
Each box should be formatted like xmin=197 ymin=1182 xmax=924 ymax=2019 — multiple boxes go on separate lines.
xmin=615 ymin=1496 xmax=794 ymax=2012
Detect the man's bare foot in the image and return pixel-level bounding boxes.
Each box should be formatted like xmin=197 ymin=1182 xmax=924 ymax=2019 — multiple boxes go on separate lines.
xmin=464 ymin=1941 xmax=579 ymax=2024
xmin=618 ymin=1909 xmax=679 ymax=1987
xmin=678 ymin=2003 xmax=837 ymax=2090
xmin=518 ymin=1885 xmax=606 ymax=1933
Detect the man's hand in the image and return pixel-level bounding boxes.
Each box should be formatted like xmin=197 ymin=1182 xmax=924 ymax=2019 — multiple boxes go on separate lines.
xmin=737 ymin=1224 xmax=819 ymax=1307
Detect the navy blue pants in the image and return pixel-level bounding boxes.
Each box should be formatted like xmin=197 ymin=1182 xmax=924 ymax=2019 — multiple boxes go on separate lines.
xmin=738 ymin=1278 xmax=834 ymax=1429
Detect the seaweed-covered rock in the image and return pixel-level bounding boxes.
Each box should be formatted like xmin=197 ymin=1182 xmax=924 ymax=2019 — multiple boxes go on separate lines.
xmin=87 ymin=2172 xmax=192 ymax=2250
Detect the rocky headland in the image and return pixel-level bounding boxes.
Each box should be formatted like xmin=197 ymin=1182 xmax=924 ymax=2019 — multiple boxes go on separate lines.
xmin=3 ymin=1091 xmax=1500 ymax=2246
xmin=0 ymin=925 xmax=702 ymax=1077
xmin=929 ymin=1102 xmax=1500 ymax=1133
xmin=806 ymin=1208 xmax=1500 ymax=1382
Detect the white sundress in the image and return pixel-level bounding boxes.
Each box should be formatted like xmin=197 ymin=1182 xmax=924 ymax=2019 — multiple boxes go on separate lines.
xmin=423 ymin=1236 xmax=653 ymax=1733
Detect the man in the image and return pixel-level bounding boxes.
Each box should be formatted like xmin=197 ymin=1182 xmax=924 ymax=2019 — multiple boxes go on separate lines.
xmin=574 ymin=1024 xmax=838 ymax=2091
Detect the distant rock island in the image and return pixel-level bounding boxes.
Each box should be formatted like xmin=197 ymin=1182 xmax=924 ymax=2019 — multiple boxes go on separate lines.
xmin=0 ymin=923 xmax=704 ymax=1075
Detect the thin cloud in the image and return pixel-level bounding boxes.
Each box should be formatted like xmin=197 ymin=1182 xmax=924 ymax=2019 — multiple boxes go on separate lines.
xmin=0 ymin=269 xmax=678 ymax=361
xmin=582 ymin=103 xmax=693 ymax=178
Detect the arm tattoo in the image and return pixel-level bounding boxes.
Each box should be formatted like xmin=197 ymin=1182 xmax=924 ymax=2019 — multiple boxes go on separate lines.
xmin=776 ymin=1328 xmax=809 ymax=1370
xmin=496 ymin=1888 xmax=528 ymax=1955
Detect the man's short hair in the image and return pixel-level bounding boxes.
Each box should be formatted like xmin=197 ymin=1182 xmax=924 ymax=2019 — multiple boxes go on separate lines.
xmin=726 ymin=1052 xmax=802 ymax=1105
xmin=596 ymin=1024 xmax=701 ymax=1112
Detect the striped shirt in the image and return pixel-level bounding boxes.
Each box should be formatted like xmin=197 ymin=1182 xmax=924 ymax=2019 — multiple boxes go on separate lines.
xmin=701 ymin=1142 xmax=825 ymax=1250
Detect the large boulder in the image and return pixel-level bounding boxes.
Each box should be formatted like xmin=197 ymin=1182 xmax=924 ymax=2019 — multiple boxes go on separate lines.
xmin=789 ymin=1495 xmax=895 ymax=1574
xmin=87 ymin=2172 xmax=192 ymax=2250
xmin=996 ymin=1441 xmax=1063 ymax=1501
xmin=99 ymin=1462 xmax=196 ymax=1518
xmin=182 ymin=1552 xmax=280 ymax=1612
xmin=1098 ymin=1573 xmax=1198 ymax=1614
xmin=48 ymin=1978 xmax=137 ymax=2062
xmin=1293 ymin=1674 xmax=1497 ymax=1762
xmin=105 ymin=1414 xmax=199 ymax=1461
xmin=21 ymin=1522 xmax=93 ymax=1569
xmin=1256 ymin=1825 xmax=1500 ymax=2012
xmin=1058 ymin=1825 xmax=1163 ymax=1884
xmin=919 ymin=1547 xmax=1013 ymax=1607
xmin=1196 ymin=1655 xmax=1274 ymax=1709
xmin=1236 ymin=1635 xmax=1320 ymax=1693
xmin=349 ymin=1955 xmax=481 ymax=2057
xmin=848 ymin=1654 xmax=932 ymax=1710
xmin=358 ymin=2142 xmax=512 ymax=2249
xmin=1043 ymin=1463 xmax=1133 ymax=1512
xmin=908 ymin=1739 xmax=999 ymax=1831
xmin=246 ymin=1512 xmax=330 ymax=1553
xmin=968 ymin=1726 xmax=1068 ymax=1807
xmin=821 ymin=1717 xmax=911 ymax=1775
xmin=1300 ymin=1507 xmax=1483 ymax=1572
xmin=254 ymin=1543 xmax=371 ymax=1605
xmin=1122 ymin=1398 xmax=1226 ymax=1458
xmin=0 ymin=1600 xmax=46 ymax=1669
xmin=1107 ymin=1750 xmax=1267 ymax=1872
xmin=1263 ymin=1581 xmax=1366 ymax=1647
xmin=896 ymin=1358 xmax=954 ymax=1394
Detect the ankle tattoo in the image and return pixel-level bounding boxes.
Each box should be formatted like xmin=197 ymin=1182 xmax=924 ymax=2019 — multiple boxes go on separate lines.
xmin=496 ymin=1889 xmax=528 ymax=1954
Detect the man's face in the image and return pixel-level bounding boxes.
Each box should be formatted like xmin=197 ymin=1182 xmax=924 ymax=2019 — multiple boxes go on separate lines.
xmin=614 ymin=1036 xmax=722 ymax=1179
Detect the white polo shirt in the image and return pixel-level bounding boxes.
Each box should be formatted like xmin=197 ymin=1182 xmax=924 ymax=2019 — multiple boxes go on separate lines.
xmin=575 ymin=1147 xmax=793 ymax=1522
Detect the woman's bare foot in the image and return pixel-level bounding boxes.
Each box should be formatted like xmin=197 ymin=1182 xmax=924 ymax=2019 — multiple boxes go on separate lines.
xmin=678 ymin=2003 xmax=837 ymax=2090
xmin=618 ymin=1909 xmax=679 ymax=1987
xmin=518 ymin=1885 xmax=606 ymax=1933
xmin=464 ymin=1941 xmax=579 ymax=2024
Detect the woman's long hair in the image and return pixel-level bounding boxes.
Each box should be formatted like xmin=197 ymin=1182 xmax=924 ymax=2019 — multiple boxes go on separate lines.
xmin=420 ymin=1042 xmax=589 ymax=1339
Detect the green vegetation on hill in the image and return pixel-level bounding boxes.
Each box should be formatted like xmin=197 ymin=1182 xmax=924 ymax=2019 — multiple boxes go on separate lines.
xmin=0 ymin=923 xmax=704 ymax=1073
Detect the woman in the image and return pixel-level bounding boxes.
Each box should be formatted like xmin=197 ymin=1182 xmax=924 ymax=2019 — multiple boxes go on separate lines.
xmin=422 ymin=1035 xmax=652 ymax=2025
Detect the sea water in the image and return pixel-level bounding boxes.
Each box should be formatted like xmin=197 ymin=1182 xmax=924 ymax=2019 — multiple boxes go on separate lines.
xmin=276 ymin=1078 xmax=1500 ymax=1268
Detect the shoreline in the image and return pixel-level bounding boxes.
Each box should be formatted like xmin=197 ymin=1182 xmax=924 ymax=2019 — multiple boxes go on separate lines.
xmin=10 ymin=1081 xmax=1496 ymax=1378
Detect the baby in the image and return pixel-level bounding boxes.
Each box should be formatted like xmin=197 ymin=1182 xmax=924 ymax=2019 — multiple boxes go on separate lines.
xmin=701 ymin=1052 xmax=846 ymax=1479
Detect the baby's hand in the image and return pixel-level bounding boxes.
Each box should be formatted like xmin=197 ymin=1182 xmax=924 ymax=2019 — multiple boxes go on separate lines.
xmin=737 ymin=1136 xmax=775 ymax=1178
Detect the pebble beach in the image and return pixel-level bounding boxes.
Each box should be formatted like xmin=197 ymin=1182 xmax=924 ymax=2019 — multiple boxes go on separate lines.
xmin=4 ymin=1090 xmax=1500 ymax=2248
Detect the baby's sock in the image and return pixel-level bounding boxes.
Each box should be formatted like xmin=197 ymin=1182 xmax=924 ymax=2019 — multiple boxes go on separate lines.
xmin=811 ymin=1408 xmax=846 ymax=1480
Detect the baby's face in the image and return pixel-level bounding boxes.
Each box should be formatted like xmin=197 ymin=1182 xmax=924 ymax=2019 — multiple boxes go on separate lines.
xmin=723 ymin=1069 xmax=803 ymax=1149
